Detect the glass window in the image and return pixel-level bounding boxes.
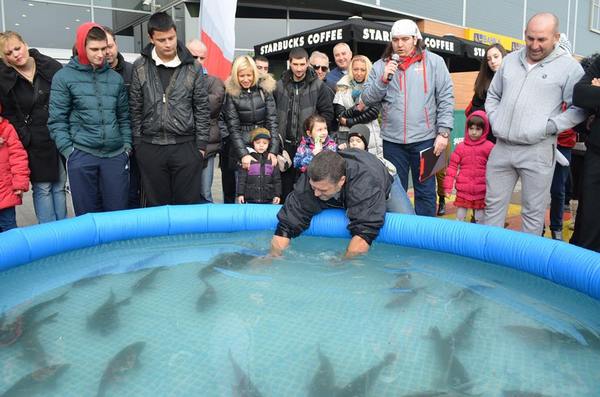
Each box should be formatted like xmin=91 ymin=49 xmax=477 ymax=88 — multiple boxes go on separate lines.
xmin=592 ymin=0 xmax=600 ymax=34
xmin=94 ymin=7 xmax=149 ymax=52
xmin=94 ymin=0 xmax=151 ymax=12
xmin=4 ymin=0 xmax=91 ymax=48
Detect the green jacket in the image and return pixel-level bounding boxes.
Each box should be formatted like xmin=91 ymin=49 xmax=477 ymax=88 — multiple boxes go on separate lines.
xmin=48 ymin=57 xmax=131 ymax=158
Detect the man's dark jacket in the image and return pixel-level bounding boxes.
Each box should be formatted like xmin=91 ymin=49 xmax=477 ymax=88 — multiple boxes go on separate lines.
xmin=0 ymin=49 xmax=62 ymax=182
xmin=574 ymin=56 xmax=600 ymax=151
xmin=114 ymin=52 xmax=133 ymax=88
xmin=274 ymin=67 xmax=334 ymax=145
xmin=129 ymin=41 xmax=209 ymax=150
xmin=275 ymin=149 xmax=393 ymax=244
xmin=205 ymin=75 xmax=225 ymax=158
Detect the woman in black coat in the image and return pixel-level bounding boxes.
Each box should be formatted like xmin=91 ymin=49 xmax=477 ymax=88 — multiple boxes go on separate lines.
xmin=467 ymin=43 xmax=506 ymax=143
xmin=0 ymin=31 xmax=66 ymax=223
xmin=571 ymin=54 xmax=600 ymax=252
xmin=220 ymin=55 xmax=279 ymax=203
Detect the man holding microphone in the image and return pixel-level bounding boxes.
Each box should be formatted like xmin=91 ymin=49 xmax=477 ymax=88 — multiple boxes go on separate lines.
xmin=362 ymin=19 xmax=454 ymax=216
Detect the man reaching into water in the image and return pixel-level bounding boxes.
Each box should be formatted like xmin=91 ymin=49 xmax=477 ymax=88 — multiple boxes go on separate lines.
xmin=270 ymin=150 xmax=413 ymax=258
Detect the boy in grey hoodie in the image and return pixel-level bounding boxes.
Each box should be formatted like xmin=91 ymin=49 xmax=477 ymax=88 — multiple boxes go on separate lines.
xmin=482 ymin=12 xmax=586 ymax=235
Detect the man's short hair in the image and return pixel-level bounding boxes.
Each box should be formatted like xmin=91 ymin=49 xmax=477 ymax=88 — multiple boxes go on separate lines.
xmin=333 ymin=42 xmax=351 ymax=54
xmin=309 ymin=51 xmax=329 ymax=65
xmin=148 ymin=12 xmax=176 ymax=37
xmin=289 ymin=47 xmax=309 ymax=61
xmin=86 ymin=26 xmax=107 ymax=45
xmin=308 ymin=151 xmax=346 ymax=183
xmin=102 ymin=26 xmax=115 ymax=40
xmin=527 ymin=12 xmax=560 ymax=34
xmin=253 ymin=55 xmax=268 ymax=64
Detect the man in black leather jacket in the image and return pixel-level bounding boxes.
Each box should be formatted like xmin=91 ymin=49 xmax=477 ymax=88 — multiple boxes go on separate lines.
xmin=270 ymin=150 xmax=412 ymax=258
xmin=129 ymin=12 xmax=209 ymax=206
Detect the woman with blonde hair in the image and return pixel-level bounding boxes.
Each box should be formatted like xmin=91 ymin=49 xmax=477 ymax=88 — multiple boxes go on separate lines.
xmin=334 ymin=55 xmax=384 ymax=156
xmin=220 ymin=55 xmax=279 ymax=203
xmin=0 ymin=31 xmax=66 ymax=223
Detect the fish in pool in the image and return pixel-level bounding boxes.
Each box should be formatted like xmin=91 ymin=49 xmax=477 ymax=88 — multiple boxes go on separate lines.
xmin=229 ymin=350 xmax=263 ymax=397
xmin=19 ymin=312 xmax=58 ymax=366
xmin=96 ymin=341 xmax=146 ymax=397
xmin=131 ymin=267 xmax=166 ymax=294
xmin=0 ymin=363 xmax=70 ymax=397
xmin=308 ymin=346 xmax=336 ymax=397
xmin=0 ymin=317 xmax=23 ymax=347
xmin=385 ymin=287 xmax=424 ymax=309
xmin=87 ymin=291 xmax=131 ymax=336
xmin=198 ymin=252 xmax=258 ymax=280
xmin=335 ymin=353 xmax=396 ymax=397
xmin=428 ymin=326 xmax=471 ymax=392
xmin=196 ymin=281 xmax=217 ymax=312
xmin=20 ymin=291 xmax=68 ymax=327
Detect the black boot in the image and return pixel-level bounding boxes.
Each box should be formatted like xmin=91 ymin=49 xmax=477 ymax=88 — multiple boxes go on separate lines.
xmin=437 ymin=196 xmax=446 ymax=216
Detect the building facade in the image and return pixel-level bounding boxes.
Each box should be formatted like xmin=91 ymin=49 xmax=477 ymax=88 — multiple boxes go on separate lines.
xmin=1 ymin=0 xmax=597 ymax=59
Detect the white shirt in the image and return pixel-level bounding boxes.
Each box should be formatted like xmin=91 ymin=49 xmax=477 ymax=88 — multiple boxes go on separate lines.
xmin=151 ymin=48 xmax=181 ymax=68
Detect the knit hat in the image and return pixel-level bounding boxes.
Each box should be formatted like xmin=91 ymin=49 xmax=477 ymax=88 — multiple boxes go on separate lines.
xmin=250 ymin=127 xmax=271 ymax=142
xmin=391 ymin=19 xmax=422 ymax=40
xmin=348 ymin=124 xmax=370 ymax=149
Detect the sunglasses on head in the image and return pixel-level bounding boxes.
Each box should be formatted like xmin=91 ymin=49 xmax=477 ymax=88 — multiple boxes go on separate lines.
xmin=311 ymin=64 xmax=329 ymax=72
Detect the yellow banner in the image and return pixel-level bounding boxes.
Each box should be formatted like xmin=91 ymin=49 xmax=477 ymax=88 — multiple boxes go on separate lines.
xmin=465 ymin=28 xmax=525 ymax=52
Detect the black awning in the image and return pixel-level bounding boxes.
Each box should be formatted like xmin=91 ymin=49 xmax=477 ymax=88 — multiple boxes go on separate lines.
xmin=452 ymin=37 xmax=488 ymax=59
xmin=253 ymin=18 xmax=485 ymax=72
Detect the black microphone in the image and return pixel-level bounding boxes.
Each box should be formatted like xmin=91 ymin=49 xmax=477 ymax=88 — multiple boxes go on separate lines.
xmin=387 ymin=54 xmax=400 ymax=82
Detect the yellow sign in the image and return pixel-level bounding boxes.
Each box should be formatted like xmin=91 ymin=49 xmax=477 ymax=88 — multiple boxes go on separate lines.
xmin=465 ymin=28 xmax=525 ymax=52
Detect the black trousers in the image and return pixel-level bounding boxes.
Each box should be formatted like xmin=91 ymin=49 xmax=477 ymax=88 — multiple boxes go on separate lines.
xmin=280 ymin=142 xmax=300 ymax=202
xmin=219 ymin=140 xmax=236 ymax=203
xmin=571 ymin=146 xmax=600 ymax=252
xmin=136 ymin=141 xmax=204 ymax=206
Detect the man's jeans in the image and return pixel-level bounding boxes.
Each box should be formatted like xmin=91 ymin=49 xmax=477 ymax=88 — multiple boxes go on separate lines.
xmin=32 ymin=160 xmax=67 ymax=224
xmin=0 ymin=206 xmax=16 ymax=232
xmin=384 ymin=139 xmax=436 ymax=216
xmin=201 ymin=156 xmax=215 ymax=202
xmin=386 ymin=175 xmax=415 ymax=215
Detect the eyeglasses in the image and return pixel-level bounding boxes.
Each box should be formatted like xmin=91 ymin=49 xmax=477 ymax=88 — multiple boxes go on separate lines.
xmin=311 ymin=64 xmax=329 ymax=72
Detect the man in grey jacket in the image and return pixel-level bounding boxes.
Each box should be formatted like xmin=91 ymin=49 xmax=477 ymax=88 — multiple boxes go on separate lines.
xmin=362 ymin=19 xmax=454 ymax=216
xmin=483 ymin=13 xmax=586 ymax=235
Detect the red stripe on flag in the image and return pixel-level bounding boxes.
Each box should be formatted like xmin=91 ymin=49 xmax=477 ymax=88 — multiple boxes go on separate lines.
xmin=201 ymin=32 xmax=233 ymax=81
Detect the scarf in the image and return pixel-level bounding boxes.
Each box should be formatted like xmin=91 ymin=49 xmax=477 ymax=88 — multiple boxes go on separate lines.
xmin=397 ymin=50 xmax=423 ymax=71
xmin=350 ymin=80 xmax=364 ymax=104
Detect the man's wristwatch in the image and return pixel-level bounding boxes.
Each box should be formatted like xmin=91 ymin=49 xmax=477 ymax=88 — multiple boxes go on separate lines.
xmin=438 ymin=131 xmax=449 ymax=139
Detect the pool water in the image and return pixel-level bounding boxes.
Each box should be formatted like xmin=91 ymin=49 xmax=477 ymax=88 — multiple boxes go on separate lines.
xmin=1 ymin=231 xmax=600 ymax=396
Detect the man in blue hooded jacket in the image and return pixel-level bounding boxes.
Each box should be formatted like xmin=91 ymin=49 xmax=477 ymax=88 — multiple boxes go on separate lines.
xmin=49 ymin=23 xmax=131 ymax=216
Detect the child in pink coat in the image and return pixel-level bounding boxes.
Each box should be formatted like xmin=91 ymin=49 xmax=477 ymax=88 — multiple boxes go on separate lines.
xmin=0 ymin=116 xmax=30 ymax=232
xmin=444 ymin=110 xmax=494 ymax=223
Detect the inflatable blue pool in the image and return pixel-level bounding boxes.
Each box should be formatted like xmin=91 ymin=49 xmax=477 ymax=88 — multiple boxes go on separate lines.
xmin=2 ymin=204 xmax=599 ymax=299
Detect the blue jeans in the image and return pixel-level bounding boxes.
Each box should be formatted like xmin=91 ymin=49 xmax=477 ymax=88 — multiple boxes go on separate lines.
xmin=386 ymin=175 xmax=415 ymax=214
xmin=550 ymin=146 xmax=572 ymax=231
xmin=201 ymin=156 xmax=215 ymax=202
xmin=67 ymin=149 xmax=129 ymax=216
xmin=32 ymin=160 xmax=67 ymax=224
xmin=384 ymin=139 xmax=436 ymax=216
xmin=0 ymin=206 xmax=16 ymax=232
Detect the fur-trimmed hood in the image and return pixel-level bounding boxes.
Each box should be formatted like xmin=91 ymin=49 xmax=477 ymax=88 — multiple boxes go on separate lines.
xmin=225 ymin=73 xmax=276 ymax=97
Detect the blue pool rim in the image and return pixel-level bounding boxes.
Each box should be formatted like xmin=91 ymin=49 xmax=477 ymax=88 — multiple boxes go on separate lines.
xmin=1 ymin=204 xmax=600 ymax=299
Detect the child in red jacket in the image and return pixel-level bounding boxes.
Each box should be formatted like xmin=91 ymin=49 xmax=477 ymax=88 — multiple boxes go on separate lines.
xmin=0 ymin=116 xmax=30 ymax=232
xmin=444 ymin=110 xmax=494 ymax=223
